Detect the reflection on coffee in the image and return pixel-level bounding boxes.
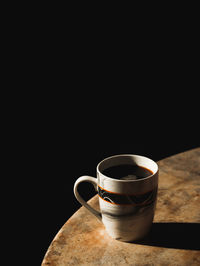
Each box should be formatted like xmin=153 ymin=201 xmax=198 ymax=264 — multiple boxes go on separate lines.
xmin=102 ymin=164 xmax=153 ymax=180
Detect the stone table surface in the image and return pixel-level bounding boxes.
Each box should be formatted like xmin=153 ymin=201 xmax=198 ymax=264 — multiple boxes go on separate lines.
xmin=42 ymin=148 xmax=200 ymax=266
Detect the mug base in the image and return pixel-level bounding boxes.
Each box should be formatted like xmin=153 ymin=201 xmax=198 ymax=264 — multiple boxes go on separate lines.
xmin=107 ymin=225 xmax=151 ymax=242
xmin=103 ymin=211 xmax=154 ymax=242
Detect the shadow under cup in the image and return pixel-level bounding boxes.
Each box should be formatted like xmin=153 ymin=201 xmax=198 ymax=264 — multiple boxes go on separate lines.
xmin=97 ymin=154 xmax=159 ymax=242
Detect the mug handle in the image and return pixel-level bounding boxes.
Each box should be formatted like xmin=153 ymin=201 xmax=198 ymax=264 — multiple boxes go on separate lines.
xmin=74 ymin=176 xmax=102 ymax=221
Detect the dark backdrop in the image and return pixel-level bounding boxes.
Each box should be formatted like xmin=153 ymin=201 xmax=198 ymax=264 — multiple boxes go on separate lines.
xmin=13 ymin=7 xmax=200 ymax=265
xmin=34 ymin=93 xmax=199 ymax=264
xmin=29 ymin=33 xmax=200 ymax=264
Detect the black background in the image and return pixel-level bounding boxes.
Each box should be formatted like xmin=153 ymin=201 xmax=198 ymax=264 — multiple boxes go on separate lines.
xmin=5 ymin=6 xmax=200 ymax=265
xmin=17 ymin=70 xmax=199 ymax=265
xmin=14 ymin=17 xmax=199 ymax=264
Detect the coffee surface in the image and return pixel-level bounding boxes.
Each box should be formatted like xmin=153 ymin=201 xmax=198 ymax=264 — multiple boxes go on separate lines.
xmin=102 ymin=164 xmax=153 ymax=180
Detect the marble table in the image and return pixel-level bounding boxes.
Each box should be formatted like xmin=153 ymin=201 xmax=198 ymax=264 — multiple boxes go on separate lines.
xmin=42 ymin=148 xmax=200 ymax=265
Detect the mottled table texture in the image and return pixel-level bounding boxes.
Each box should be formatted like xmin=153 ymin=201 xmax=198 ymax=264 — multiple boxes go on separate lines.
xmin=42 ymin=148 xmax=200 ymax=266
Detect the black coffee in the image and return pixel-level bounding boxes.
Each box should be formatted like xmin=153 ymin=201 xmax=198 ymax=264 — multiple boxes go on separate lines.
xmin=102 ymin=164 xmax=153 ymax=180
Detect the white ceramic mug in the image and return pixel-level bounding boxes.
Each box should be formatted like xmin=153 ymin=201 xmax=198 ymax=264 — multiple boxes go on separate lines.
xmin=74 ymin=154 xmax=159 ymax=242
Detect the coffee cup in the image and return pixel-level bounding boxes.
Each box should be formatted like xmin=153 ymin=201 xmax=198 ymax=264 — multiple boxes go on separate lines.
xmin=74 ymin=154 xmax=159 ymax=242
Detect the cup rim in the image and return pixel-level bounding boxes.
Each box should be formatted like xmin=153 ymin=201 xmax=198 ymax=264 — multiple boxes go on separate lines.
xmin=97 ymin=154 xmax=158 ymax=182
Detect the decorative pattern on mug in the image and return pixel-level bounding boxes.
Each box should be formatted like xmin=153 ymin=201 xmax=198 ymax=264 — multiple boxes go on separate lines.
xmin=98 ymin=185 xmax=157 ymax=206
